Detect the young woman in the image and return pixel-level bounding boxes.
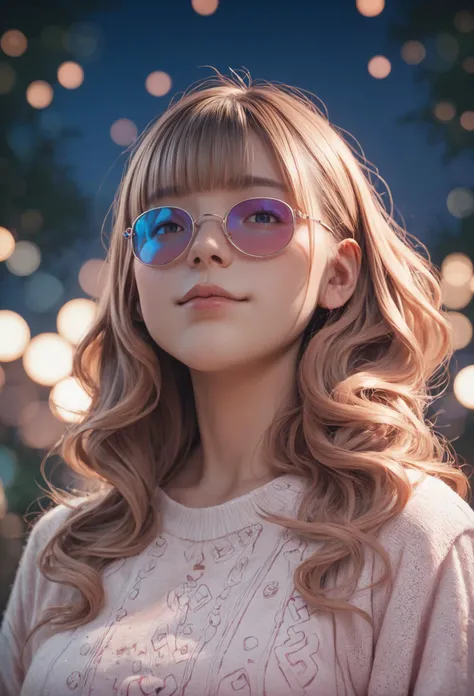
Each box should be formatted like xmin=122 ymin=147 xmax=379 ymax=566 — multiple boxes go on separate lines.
xmin=1 ymin=70 xmax=473 ymax=696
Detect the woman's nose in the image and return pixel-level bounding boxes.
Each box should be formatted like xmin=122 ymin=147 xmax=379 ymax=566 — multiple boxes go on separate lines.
xmin=186 ymin=216 xmax=233 ymax=266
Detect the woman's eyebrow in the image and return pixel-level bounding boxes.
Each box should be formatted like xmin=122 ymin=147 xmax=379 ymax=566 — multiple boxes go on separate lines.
xmin=149 ymin=175 xmax=290 ymax=204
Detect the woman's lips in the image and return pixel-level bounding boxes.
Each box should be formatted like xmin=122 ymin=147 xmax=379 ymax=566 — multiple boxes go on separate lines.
xmin=182 ymin=296 xmax=247 ymax=310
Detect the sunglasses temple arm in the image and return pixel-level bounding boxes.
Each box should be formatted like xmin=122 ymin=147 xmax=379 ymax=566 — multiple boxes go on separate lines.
xmin=296 ymin=211 xmax=335 ymax=235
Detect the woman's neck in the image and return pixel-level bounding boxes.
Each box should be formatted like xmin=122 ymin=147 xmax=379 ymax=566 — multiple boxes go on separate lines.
xmin=180 ymin=342 xmax=301 ymax=503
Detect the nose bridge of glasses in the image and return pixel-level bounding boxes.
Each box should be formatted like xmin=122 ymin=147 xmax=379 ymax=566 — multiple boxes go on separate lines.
xmin=192 ymin=212 xmax=229 ymax=239
xmin=194 ymin=211 xmax=225 ymax=226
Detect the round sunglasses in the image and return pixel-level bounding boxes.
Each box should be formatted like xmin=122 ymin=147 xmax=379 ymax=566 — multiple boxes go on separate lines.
xmin=123 ymin=196 xmax=335 ymax=267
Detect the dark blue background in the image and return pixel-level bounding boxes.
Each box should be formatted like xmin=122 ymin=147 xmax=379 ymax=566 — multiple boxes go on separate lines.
xmin=44 ymin=0 xmax=472 ymax=247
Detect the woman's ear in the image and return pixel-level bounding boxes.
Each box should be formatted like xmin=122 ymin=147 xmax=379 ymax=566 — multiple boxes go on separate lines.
xmin=318 ymin=239 xmax=361 ymax=310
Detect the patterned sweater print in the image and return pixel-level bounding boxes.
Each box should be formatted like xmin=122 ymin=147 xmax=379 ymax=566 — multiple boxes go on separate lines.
xmin=1 ymin=470 xmax=474 ymax=696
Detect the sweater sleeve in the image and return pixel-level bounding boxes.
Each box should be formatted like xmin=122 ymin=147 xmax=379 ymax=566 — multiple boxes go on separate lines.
xmin=0 ymin=504 xmax=74 ymax=696
xmin=368 ymin=529 xmax=474 ymax=696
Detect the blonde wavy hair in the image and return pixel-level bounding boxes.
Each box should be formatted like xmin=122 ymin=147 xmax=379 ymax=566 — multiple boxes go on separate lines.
xmin=21 ymin=68 xmax=471 ymax=659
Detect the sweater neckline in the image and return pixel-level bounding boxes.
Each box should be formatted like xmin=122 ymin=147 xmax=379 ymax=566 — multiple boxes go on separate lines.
xmin=155 ymin=473 xmax=307 ymax=541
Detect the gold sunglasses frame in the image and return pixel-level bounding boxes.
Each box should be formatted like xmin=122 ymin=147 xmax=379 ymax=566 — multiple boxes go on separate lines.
xmin=123 ymin=196 xmax=335 ymax=267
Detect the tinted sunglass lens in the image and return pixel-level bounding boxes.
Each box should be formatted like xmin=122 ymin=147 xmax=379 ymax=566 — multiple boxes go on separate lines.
xmin=226 ymin=198 xmax=294 ymax=256
xmin=133 ymin=207 xmax=193 ymax=266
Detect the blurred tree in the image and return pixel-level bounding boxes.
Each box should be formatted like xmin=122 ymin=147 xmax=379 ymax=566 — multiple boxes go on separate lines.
xmin=0 ymin=0 xmax=120 ymax=615
xmin=0 ymin=0 xmax=117 ymax=271
xmin=389 ymin=0 xmax=474 ymax=161
xmin=389 ymin=0 xmax=474 ymax=492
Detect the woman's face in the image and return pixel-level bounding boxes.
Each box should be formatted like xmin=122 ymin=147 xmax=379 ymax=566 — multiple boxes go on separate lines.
xmin=134 ymin=134 xmax=357 ymax=372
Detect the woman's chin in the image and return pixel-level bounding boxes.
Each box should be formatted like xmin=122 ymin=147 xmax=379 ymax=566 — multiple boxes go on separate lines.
xmin=175 ymin=349 xmax=253 ymax=374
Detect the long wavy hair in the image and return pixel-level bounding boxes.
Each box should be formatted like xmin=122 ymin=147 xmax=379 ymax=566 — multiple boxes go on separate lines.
xmin=20 ymin=68 xmax=471 ymax=659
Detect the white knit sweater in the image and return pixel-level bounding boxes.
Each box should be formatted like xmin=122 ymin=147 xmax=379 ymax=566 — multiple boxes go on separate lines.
xmin=1 ymin=470 xmax=473 ymax=695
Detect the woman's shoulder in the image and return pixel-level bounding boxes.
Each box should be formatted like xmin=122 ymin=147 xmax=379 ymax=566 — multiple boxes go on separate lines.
xmin=25 ymin=494 xmax=90 ymax=549
xmin=377 ymin=469 xmax=474 ymax=563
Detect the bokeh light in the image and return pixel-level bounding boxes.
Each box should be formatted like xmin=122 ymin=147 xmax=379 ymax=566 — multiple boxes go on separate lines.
xmin=0 ymin=380 xmax=39 ymax=427
xmin=39 ymin=110 xmax=63 ymax=136
xmin=368 ymin=56 xmax=391 ymax=79
xmin=0 ymin=226 xmax=15 ymax=261
xmin=50 ymin=376 xmax=92 ymax=423
xmin=0 ymin=63 xmax=16 ymax=95
xmin=24 ymin=272 xmax=64 ymax=312
xmin=145 ymin=71 xmax=172 ymax=96
xmin=79 ymin=258 xmax=107 ymax=297
xmin=63 ymin=22 xmax=104 ymax=61
xmin=441 ymin=252 xmax=473 ymax=287
xmin=453 ymin=365 xmax=474 ymax=410
xmin=57 ymin=298 xmax=97 ymax=345
xmin=23 ymin=333 xmax=73 ymax=386
xmin=0 ymin=311 xmax=30 ymax=362
xmin=1 ymin=512 xmax=23 ymax=538
xmin=462 ymin=57 xmax=474 ymax=74
xmin=18 ymin=401 xmax=64 ymax=449
xmin=356 ymin=0 xmax=385 ymax=18
xmin=26 ymin=80 xmax=53 ymax=109
xmin=57 ymin=61 xmax=84 ymax=89
xmin=5 ymin=240 xmax=41 ymax=275
xmin=454 ymin=10 xmax=474 ymax=33
xmin=441 ymin=278 xmax=473 ymax=310
xmin=7 ymin=123 xmax=35 ymax=161
xmin=436 ymin=34 xmax=459 ymax=64
xmin=401 ymin=41 xmax=426 ymax=65
xmin=434 ymin=101 xmax=456 ymax=122
xmin=20 ymin=208 xmax=43 ymax=234
xmin=460 ymin=112 xmax=474 ymax=131
xmin=0 ymin=446 xmax=17 ymax=488
xmin=447 ymin=188 xmax=474 ymax=219
xmin=445 ymin=311 xmax=473 ymax=351
xmin=0 ymin=487 xmax=5 ymax=519
xmin=1 ymin=29 xmax=27 ymax=57
xmin=192 ymin=0 xmax=219 ymax=16
xmin=110 ymin=118 xmax=138 ymax=146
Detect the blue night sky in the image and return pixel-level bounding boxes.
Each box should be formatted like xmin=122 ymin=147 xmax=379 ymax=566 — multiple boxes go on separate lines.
xmin=38 ymin=0 xmax=474 ymax=250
